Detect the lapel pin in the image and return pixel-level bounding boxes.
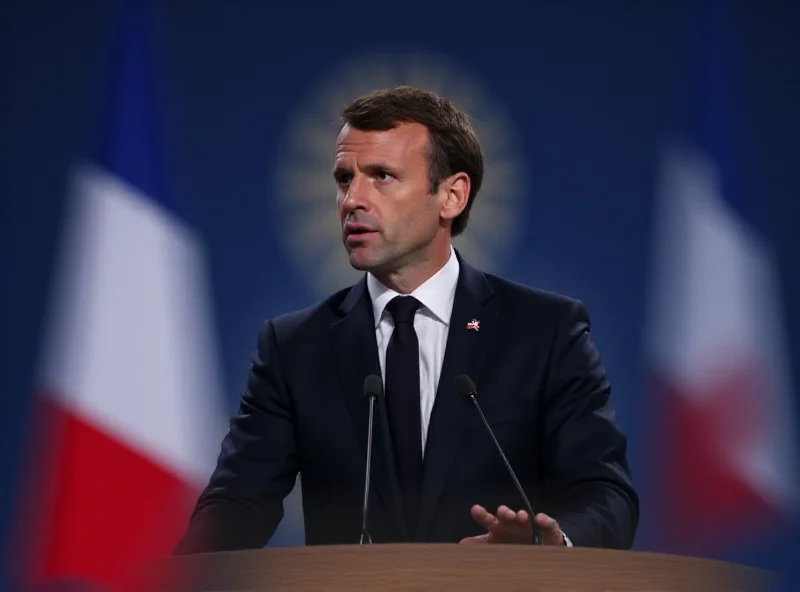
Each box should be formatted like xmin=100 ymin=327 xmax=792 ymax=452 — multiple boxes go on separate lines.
xmin=467 ymin=319 xmax=480 ymax=331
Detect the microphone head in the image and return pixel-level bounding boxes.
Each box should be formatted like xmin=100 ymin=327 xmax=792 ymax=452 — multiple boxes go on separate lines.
xmin=455 ymin=374 xmax=477 ymax=399
xmin=363 ymin=374 xmax=383 ymax=399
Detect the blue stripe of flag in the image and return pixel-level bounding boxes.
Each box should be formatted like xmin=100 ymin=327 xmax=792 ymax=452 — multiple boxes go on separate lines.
xmin=687 ymin=0 xmax=757 ymax=228
xmin=94 ymin=0 xmax=172 ymax=213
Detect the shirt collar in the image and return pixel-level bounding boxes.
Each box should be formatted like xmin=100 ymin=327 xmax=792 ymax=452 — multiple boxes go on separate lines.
xmin=367 ymin=245 xmax=460 ymax=328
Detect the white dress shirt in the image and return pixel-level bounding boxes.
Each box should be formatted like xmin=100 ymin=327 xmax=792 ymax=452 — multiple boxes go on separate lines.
xmin=367 ymin=245 xmax=460 ymax=451
xmin=365 ymin=244 xmax=572 ymax=547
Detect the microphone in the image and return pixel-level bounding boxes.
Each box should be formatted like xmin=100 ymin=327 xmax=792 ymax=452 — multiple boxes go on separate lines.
xmin=360 ymin=374 xmax=383 ymax=544
xmin=455 ymin=374 xmax=543 ymax=545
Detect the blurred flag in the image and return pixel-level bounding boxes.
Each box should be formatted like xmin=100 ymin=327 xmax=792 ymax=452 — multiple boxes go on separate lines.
xmin=645 ymin=0 xmax=798 ymax=554
xmin=10 ymin=3 xmax=223 ymax=590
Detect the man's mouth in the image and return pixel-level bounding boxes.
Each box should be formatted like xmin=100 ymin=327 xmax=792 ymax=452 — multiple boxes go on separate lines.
xmin=344 ymin=223 xmax=377 ymax=236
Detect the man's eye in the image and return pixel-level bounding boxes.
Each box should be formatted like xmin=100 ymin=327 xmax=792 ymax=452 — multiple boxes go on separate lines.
xmin=377 ymin=171 xmax=394 ymax=181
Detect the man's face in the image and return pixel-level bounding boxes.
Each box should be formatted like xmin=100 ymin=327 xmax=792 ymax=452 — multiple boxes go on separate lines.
xmin=333 ymin=122 xmax=443 ymax=275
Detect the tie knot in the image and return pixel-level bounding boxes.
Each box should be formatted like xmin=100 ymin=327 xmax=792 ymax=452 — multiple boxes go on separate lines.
xmin=386 ymin=296 xmax=420 ymax=324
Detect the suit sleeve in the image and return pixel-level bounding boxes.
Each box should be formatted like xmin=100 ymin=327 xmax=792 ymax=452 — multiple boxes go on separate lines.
xmin=173 ymin=320 xmax=299 ymax=554
xmin=540 ymin=299 xmax=639 ymax=549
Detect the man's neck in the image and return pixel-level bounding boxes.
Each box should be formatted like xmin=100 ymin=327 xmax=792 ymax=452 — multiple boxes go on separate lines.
xmin=373 ymin=243 xmax=453 ymax=295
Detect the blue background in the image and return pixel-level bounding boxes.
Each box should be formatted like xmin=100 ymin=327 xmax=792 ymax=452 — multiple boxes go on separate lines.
xmin=1 ymin=0 xmax=798 ymax=585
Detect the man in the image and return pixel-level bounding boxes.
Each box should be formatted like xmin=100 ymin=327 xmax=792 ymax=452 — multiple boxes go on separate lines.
xmin=174 ymin=86 xmax=638 ymax=553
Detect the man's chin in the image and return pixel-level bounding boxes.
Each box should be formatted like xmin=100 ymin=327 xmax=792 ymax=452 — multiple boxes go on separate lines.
xmin=346 ymin=248 xmax=384 ymax=273
xmin=347 ymin=252 xmax=374 ymax=271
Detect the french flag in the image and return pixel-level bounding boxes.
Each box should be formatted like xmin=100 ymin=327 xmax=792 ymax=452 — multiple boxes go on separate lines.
xmin=645 ymin=0 xmax=799 ymax=554
xmin=11 ymin=3 xmax=224 ymax=590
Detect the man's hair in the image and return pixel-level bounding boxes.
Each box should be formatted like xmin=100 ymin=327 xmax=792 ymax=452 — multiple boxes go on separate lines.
xmin=340 ymin=86 xmax=484 ymax=237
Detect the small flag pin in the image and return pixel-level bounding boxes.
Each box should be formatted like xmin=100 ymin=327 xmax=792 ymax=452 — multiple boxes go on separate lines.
xmin=467 ymin=319 xmax=480 ymax=331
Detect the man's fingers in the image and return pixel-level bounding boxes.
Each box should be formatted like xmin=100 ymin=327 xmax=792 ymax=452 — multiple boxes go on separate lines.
xmin=496 ymin=505 xmax=516 ymax=521
xmin=470 ymin=505 xmax=498 ymax=530
xmin=467 ymin=503 xmax=539 ymax=544
xmin=534 ymin=513 xmax=564 ymax=545
xmin=497 ymin=505 xmax=529 ymax=525
xmin=533 ymin=513 xmax=556 ymax=528
xmin=459 ymin=533 xmax=491 ymax=544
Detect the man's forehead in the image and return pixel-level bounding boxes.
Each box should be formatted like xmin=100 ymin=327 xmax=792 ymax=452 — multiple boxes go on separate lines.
xmin=334 ymin=122 xmax=429 ymax=161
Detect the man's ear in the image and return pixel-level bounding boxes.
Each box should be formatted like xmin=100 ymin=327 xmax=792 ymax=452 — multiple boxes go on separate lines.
xmin=439 ymin=172 xmax=471 ymax=223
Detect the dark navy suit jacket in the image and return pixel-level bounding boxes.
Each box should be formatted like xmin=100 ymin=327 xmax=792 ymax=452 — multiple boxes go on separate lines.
xmin=174 ymin=253 xmax=639 ymax=552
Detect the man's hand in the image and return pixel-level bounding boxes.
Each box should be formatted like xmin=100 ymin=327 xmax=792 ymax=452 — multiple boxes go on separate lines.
xmin=459 ymin=504 xmax=566 ymax=545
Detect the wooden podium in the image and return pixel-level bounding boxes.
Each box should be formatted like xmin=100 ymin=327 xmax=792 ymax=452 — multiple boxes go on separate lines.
xmin=143 ymin=544 xmax=773 ymax=591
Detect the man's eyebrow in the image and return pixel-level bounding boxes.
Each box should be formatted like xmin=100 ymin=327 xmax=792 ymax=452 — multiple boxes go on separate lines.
xmin=332 ymin=164 xmax=351 ymax=178
xmin=332 ymin=162 xmax=399 ymax=178
xmin=361 ymin=162 xmax=398 ymax=174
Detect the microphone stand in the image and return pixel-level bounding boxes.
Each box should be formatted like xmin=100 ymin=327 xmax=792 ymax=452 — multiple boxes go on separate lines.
xmin=467 ymin=392 xmax=543 ymax=546
xmin=360 ymin=392 xmax=377 ymax=544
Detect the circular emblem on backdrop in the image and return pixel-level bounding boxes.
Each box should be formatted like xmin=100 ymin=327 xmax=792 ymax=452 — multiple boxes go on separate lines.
xmin=273 ymin=53 xmax=524 ymax=299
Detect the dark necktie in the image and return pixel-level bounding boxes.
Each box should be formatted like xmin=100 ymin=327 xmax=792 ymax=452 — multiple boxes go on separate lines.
xmin=384 ymin=295 xmax=422 ymax=539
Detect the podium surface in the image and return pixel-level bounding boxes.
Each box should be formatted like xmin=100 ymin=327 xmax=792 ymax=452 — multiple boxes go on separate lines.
xmin=147 ymin=543 xmax=771 ymax=591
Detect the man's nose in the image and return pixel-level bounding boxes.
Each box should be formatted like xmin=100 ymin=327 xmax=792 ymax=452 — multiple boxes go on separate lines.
xmin=341 ymin=175 xmax=370 ymax=212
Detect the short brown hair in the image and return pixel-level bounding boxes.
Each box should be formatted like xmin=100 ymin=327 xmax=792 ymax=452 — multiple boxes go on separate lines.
xmin=340 ymin=86 xmax=484 ymax=237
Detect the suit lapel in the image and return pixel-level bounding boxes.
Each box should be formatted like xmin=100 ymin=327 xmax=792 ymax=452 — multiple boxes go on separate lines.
xmin=330 ymin=278 xmax=408 ymax=541
xmin=415 ymin=256 xmax=499 ymax=539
